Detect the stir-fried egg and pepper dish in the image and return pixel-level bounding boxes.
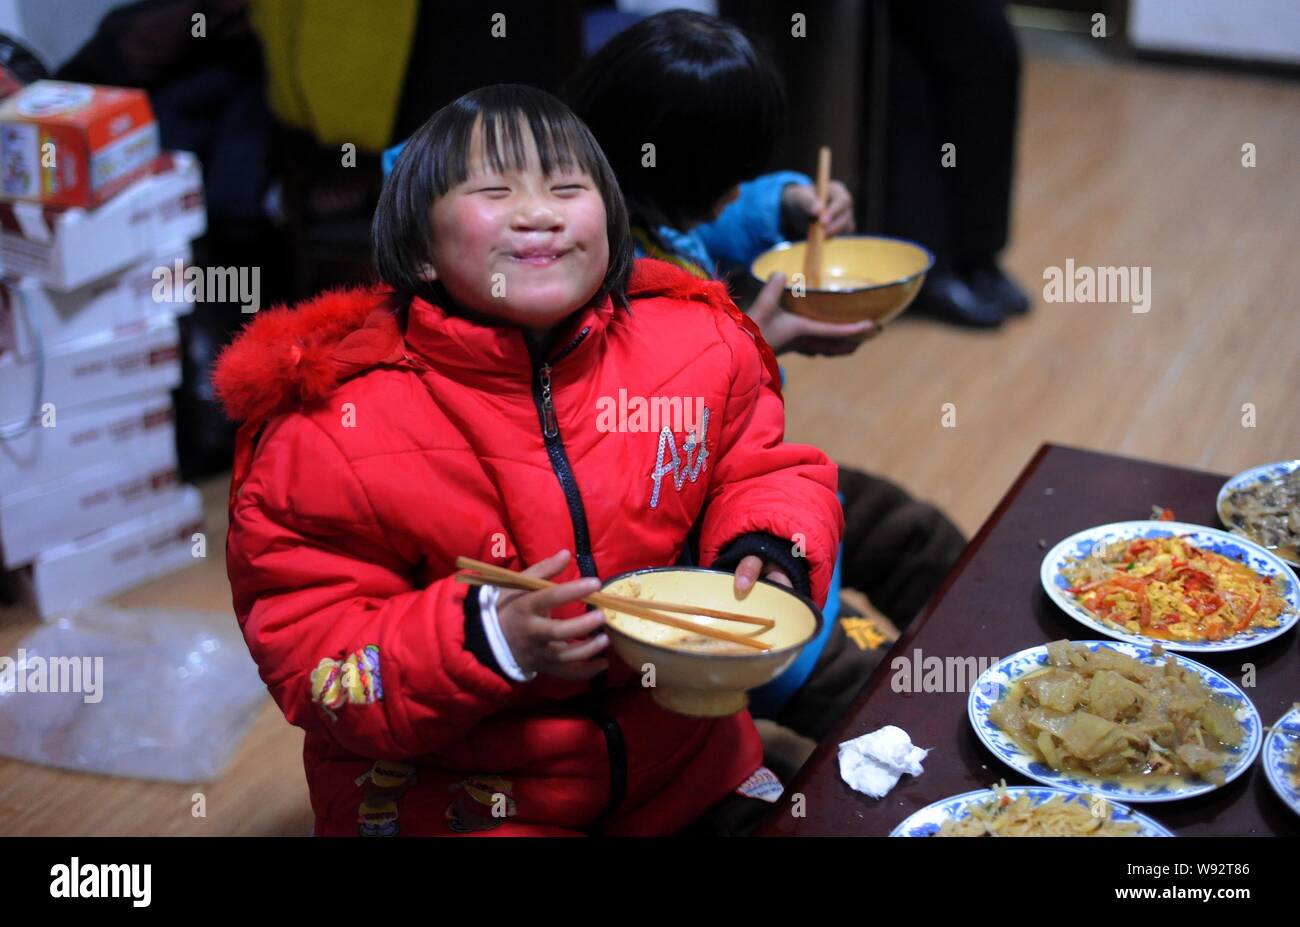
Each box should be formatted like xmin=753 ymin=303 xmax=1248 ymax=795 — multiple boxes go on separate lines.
xmin=1062 ymin=536 xmax=1288 ymax=643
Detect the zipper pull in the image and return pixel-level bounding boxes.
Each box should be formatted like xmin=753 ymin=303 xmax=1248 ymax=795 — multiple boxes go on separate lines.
xmin=539 ymin=363 xmax=558 ymax=438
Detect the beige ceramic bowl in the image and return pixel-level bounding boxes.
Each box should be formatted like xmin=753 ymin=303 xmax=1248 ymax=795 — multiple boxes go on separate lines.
xmin=750 ymin=235 xmax=934 ymax=325
xmin=601 ymin=567 xmax=821 ymax=718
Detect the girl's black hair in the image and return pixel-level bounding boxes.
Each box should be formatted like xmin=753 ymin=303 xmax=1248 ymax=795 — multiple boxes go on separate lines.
xmin=373 ymin=83 xmax=634 ymax=311
xmin=564 ymin=10 xmax=786 ymax=232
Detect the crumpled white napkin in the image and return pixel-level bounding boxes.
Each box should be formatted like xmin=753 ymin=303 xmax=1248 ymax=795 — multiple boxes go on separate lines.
xmin=838 ymin=725 xmax=929 ymax=798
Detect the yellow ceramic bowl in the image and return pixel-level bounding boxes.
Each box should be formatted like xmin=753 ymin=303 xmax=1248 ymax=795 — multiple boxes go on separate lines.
xmin=750 ymin=235 xmax=934 ymax=325
xmin=601 ymin=567 xmax=821 ymax=718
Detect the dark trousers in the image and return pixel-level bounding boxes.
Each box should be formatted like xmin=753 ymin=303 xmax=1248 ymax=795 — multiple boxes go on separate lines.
xmin=880 ymin=0 xmax=1022 ymax=269
xmin=836 ymin=465 xmax=968 ymax=631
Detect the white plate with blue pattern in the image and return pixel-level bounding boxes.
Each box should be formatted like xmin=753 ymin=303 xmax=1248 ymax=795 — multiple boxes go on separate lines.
xmin=1262 ymin=704 xmax=1300 ymax=817
xmin=1040 ymin=520 xmax=1299 ymax=653
xmin=968 ymin=640 xmax=1262 ymax=803
xmin=890 ymin=785 xmax=1174 ymax=837
xmin=1217 ymin=459 xmax=1300 ymax=568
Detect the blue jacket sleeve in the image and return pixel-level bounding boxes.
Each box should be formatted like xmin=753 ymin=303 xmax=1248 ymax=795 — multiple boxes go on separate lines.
xmin=692 ymin=170 xmax=812 ymax=268
xmin=382 ymin=141 xmax=407 ymax=180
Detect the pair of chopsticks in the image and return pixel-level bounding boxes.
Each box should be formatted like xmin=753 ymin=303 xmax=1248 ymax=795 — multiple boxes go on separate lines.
xmin=802 ymin=145 xmax=833 ymax=289
xmin=454 ymin=557 xmax=774 ymax=652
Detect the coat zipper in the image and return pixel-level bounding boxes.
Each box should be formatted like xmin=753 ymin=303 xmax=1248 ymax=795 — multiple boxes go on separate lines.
xmin=529 ymin=326 xmax=597 ymax=577
xmin=527 ymin=325 xmax=628 ymax=828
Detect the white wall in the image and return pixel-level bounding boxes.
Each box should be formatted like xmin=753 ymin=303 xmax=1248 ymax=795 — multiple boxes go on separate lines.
xmin=1130 ymin=0 xmax=1300 ymax=64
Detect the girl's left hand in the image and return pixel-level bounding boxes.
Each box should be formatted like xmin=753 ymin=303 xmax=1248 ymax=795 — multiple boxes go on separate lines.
xmin=732 ymin=555 xmax=792 ymax=598
xmin=781 ymin=180 xmax=855 ymax=238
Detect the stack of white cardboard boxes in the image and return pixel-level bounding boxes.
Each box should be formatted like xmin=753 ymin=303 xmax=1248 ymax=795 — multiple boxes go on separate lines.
xmin=0 ymin=81 xmax=207 ymax=616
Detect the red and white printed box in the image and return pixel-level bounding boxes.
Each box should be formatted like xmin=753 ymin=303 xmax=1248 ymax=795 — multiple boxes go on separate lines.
xmin=0 ymin=242 xmax=193 ymax=359
xmin=0 ymin=313 xmax=179 ymax=426
xmin=0 ymin=80 xmax=159 ymax=208
xmin=18 ymin=485 xmax=203 ymax=618
xmin=0 ymin=389 xmax=175 ymax=495
xmin=0 ymin=436 xmax=180 ymax=568
xmin=0 ymin=66 xmax=22 ymax=102
xmin=0 ymin=150 xmax=205 ymax=292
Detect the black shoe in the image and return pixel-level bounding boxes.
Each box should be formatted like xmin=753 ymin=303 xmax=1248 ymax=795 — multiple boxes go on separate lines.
xmin=909 ymin=270 xmax=1005 ymax=328
xmin=965 ymin=262 xmax=1031 ymax=316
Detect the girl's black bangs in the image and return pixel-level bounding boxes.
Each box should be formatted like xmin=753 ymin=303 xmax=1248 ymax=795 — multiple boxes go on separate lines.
xmin=441 ymin=102 xmax=603 ymax=191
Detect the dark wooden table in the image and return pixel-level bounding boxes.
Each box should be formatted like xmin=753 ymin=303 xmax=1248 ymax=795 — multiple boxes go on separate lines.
xmin=759 ymin=443 xmax=1300 ymax=837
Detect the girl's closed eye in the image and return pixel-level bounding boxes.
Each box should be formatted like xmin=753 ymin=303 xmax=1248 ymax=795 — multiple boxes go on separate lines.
xmin=470 ymin=179 xmax=511 ymax=196
xmin=549 ymin=171 xmax=591 ymax=190
xmin=471 ymin=178 xmax=588 ymax=197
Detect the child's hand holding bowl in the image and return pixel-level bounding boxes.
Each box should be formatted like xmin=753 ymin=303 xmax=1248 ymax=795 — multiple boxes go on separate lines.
xmin=747 ymin=272 xmax=877 ymax=357
xmin=732 ymin=555 xmax=792 ymax=597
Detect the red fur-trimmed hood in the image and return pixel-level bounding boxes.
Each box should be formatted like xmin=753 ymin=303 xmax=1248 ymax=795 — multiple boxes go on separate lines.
xmin=211 ymin=286 xmax=404 ymax=425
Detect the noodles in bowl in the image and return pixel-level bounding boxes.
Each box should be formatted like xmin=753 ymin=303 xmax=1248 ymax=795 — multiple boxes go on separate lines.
xmin=600 ymin=568 xmax=820 ymax=716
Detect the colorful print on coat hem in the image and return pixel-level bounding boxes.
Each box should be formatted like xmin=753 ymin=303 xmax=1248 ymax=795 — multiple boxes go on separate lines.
xmin=356 ymin=760 xmax=416 ymax=837
xmin=358 ymin=798 xmax=400 ymax=837
xmin=311 ymin=644 xmax=383 ymax=719
xmin=446 ymin=776 xmax=516 ymax=833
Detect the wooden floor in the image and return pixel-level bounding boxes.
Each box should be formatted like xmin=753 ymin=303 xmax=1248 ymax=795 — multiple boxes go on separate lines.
xmin=1 ymin=49 xmax=1297 ymax=835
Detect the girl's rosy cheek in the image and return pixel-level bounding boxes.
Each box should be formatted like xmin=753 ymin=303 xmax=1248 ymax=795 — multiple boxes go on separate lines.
xmin=445 ymin=199 xmax=502 ymax=244
xmin=574 ymin=198 xmax=607 ymax=235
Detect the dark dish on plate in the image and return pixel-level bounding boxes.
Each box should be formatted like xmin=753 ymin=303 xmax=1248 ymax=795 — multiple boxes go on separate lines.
xmin=1220 ymin=467 xmax=1300 ymax=563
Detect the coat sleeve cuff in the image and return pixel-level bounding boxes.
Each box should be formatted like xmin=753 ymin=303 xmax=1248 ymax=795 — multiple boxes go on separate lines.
xmin=463 ymin=585 xmax=508 ymax=679
xmin=709 ymin=531 xmax=812 ymax=598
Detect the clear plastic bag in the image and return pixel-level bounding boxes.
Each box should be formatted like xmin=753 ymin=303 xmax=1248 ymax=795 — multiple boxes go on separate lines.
xmin=0 ymin=607 xmax=266 ymax=783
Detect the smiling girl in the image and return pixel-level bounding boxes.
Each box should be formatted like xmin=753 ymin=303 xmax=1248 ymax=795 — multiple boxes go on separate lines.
xmin=213 ymin=84 xmax=842 ymax=836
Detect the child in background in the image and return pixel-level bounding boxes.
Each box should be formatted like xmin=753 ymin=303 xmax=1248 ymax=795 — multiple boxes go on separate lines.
xmin=563 ymin=10 xmax=968 ymax=770
xmin=215 ymin=84 xmax=842 ymax=836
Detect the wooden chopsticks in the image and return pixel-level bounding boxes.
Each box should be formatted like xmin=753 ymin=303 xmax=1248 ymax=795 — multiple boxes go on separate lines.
xmin=455 ymin=557 xmax=773 ymax=652
xmin=802 ymin=145 xmax=833 ymax=290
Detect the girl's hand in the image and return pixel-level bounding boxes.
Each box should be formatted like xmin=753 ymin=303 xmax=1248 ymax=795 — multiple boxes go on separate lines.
xmin=732 ymin=555 xmax=793 ymax=599
xmin=781 ymin=180 xmax=855 ymax=239
xmin=495 ymin=549 xmax=609 ymax=681
xmin=748 ymin=273 xmax=877 ymax=356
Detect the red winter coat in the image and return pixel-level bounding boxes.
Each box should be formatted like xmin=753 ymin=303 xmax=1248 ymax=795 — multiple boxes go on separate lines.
xmin=213 ymin=258 xmax=841 ymax=836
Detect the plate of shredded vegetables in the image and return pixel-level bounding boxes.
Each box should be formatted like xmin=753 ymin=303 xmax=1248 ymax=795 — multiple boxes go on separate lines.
xmin=970 ymin=640 xmax=1261 ymax=802
xmin=891 ymin=783 xmax=1172 ymax=836
xmin=1042 ymin=521 xmax=1298 ymax=652
xmin=1262 ymin=704 xmax=1300 ymax=817
xmin=1217 ymin=460 xmax=1300 ymax=567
